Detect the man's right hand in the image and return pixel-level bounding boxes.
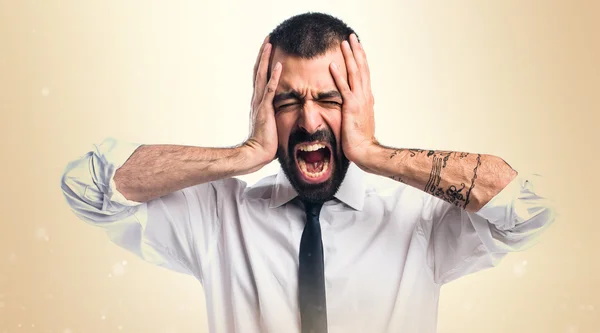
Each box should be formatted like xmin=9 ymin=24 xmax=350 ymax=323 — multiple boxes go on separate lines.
xmin=243 ymin=36 xmax=283 ymax=167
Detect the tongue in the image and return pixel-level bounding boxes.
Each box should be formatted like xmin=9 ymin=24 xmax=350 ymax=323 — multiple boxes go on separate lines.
xmin=301 ymin=150 xmax=325 ymax=163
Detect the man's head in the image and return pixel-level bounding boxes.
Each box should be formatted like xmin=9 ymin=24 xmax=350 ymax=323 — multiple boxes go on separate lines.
xmin=268 ymin=12 xmax=358 ymax=203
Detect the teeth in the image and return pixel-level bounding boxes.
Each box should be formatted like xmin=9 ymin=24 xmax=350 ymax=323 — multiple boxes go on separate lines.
xmin=299 ymin=160 xmax=329 ymax=178
xmin=299 ymin=143 xmax=326 ymax=152
xmin=299 ymin=159 xmax=308 ymax=173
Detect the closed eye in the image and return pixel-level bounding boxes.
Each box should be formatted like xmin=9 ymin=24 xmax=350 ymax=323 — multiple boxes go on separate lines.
xmin=322 ymin=101 xmax=342 ymax=106
xmin=275 ymin=103 xmax=300 ymax=113
xmin=279 ymin=103 xmax=298 ymax=109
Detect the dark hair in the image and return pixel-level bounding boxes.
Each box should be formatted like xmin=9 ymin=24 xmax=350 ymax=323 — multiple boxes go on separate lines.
xmin=269 ymin=12 xmax=358 ymax=58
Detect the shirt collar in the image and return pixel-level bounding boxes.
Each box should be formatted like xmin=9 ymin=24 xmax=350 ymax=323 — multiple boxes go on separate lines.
xmin=269 ymin=162 xmax=365 ymax=211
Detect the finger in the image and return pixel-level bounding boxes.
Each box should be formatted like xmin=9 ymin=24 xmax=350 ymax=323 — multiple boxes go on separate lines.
xmin=262 ymin=62 xmax=282 ymax=104
xmin=329 ymin=62 xmax=352 ymax=98
xmin=341 ymin=40 xmax=361 ymax=92
xmin=253 ymin=35 xmax=270 ymax=84
xmin=349 ymin=34 xmax=371 ymax=90
xmin=253 ymin=35 xmax=270 ymax=87
xmin=254 ymin=43 xmax=272 ymax=100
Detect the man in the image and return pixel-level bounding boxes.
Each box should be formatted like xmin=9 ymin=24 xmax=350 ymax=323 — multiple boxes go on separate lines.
xmin=61 ymin=12 xmax=555 ymax=333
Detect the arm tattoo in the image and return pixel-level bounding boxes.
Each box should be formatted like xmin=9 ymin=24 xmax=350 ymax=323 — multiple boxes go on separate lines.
xmin=390 ymin=148 xmax=470 ymax=160
xmin=424 ymin=151 xmax=481 ymax=209
xmin=463 ymin=154 xmax=481 ymax=209
xmin=389 ymin=175 xmax=406 ymax=183
xmin=424 ymin=152 xmax=452 ymax=193
xmin=389 ymin=148 xmax=425 ymax=159
xmin=388 ymin=148 xmax=480 ymax=208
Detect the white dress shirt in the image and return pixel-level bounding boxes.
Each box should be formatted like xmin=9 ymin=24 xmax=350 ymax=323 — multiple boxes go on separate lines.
xmin=61 ymin=138 xmax=556 ymax=333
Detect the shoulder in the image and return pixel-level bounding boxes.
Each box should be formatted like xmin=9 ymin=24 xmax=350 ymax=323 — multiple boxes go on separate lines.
xmin=363 ymin=178 xmax=431 ymax=218
xmin=364 ymin=176 xmax=425 ymax=204
xmin=184 ymin=174 xmax=277 ymax=203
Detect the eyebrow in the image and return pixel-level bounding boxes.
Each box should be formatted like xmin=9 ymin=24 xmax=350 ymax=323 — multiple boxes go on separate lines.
xmin=273 ymin=90 xmax=342 ymax=104
xmin=316 ymin=90 xmax=342 ymax=100
xmin=273 ymin=91 xmax=303 ymax=104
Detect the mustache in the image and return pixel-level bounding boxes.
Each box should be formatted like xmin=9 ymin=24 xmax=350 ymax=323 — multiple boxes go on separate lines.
xmin=288 ymin=128 xmax=336 ymax=148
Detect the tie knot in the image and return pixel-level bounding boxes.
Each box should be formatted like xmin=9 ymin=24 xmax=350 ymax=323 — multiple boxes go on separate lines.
xmin=304 ymin=201 xmax=323 ymax=217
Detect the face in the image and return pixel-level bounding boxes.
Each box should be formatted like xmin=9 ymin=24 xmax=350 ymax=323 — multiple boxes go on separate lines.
xmin=271 ymin=45 xmax=351 ymax=203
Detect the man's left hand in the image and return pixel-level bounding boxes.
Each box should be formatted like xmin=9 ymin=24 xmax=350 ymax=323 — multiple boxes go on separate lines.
xmin=330 ymin=33 xmax=377 ymax=167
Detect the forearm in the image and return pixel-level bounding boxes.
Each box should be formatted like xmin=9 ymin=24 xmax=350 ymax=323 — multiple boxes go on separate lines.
xmin=359 ymin=145 xmax=518 ymax=212
xmin=114 ymin=144 xmax=264 ymax=202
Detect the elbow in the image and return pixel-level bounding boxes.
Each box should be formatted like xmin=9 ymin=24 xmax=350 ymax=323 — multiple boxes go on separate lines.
xmin=470 ymin=157 xmax=519 ymax=213
xmin=112 ymin=168 xmax=138 ymax=202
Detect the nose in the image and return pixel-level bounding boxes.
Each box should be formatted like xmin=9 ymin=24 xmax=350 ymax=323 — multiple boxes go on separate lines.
xmin=297 ymin=101 xmax=324 ymax=134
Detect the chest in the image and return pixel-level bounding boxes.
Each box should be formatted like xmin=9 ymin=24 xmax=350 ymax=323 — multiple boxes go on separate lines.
xmin=202 ymin=200 xmax=437 ymax=332
xmin=214 ymin=201 xmax=422 ymax=299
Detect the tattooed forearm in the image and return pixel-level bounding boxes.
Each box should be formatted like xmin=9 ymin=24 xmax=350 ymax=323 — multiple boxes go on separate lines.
xmin=366 ymin=145 xmax=516 ymax=212
xmin=424 ymin=152 xmax=477 ymax=208
xmin=387 ymin=148 xmax=484 ymax=209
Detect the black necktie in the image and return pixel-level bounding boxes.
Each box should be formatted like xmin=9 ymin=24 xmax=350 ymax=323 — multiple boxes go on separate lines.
xmin=298 ymin=201 xmax=328 ymax=333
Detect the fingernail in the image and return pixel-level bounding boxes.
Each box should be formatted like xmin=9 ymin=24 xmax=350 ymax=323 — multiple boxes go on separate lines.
xmin=275 ymin=62 xmax=282 ymax=70
xmin=331 ymin=63 xmax=337 ymax=70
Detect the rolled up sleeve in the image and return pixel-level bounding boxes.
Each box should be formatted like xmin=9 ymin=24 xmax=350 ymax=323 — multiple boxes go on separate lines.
xmin=60 ymin=138 xmax=221 ymax=281
xmin=423 ymin=170 xmax=557 ymax=284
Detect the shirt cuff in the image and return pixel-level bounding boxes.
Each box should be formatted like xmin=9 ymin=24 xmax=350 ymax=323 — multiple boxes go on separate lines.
xmin=94 ymin=137 xmax=143 ymax=207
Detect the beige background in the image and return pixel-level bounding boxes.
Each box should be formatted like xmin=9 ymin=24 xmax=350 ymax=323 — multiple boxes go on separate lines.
xmin=1 ymin=0 xmax=598 ymax=332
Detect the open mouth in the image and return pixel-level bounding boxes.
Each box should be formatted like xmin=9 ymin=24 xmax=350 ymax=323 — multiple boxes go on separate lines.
xmin=294 ymin=141 xmax=333 ymax=183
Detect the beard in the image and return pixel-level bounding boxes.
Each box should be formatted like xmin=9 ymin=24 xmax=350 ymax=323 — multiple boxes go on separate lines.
xmin=276 ymin=128 xmax=350 ymax=204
